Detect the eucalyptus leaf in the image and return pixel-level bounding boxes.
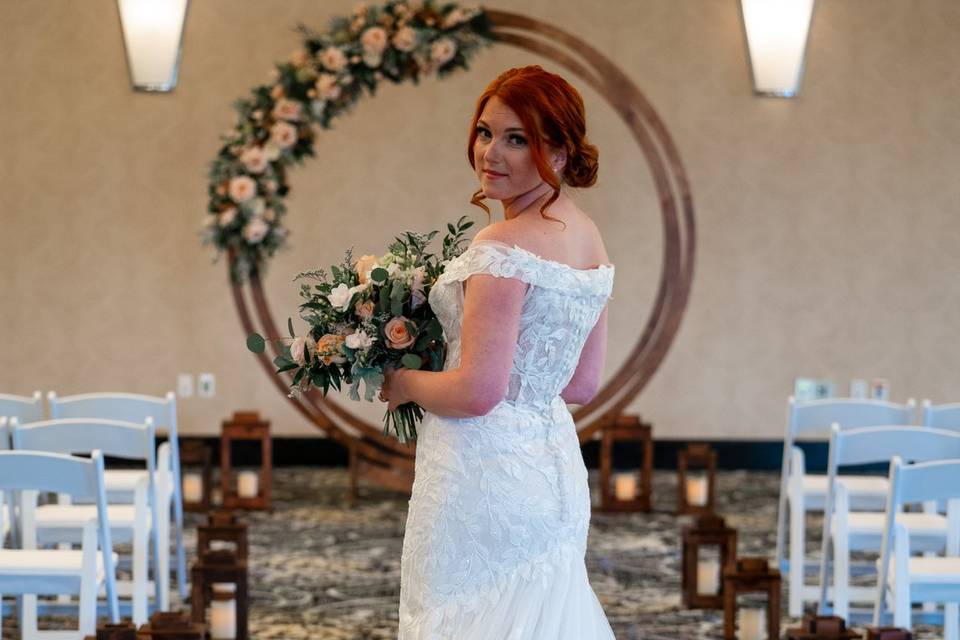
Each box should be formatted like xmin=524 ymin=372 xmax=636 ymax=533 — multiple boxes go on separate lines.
xmin=401 ymin=353 xmax=423 ymax=370
xmin=371 ymin=267 xmax=388 ymax=283
xmin=246 ymin=333 xmax=266 ymax=354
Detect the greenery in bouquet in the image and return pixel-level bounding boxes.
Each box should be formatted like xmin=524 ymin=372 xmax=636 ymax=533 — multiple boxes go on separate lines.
xmin=247 ymin=216 xmax=474 ymax=442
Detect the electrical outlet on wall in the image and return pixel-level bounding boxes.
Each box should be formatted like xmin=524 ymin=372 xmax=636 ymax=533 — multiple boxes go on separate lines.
xmin=177 ymin=374 xmax=194 ymax=398
xmin=198 ymin=373 xmax=216 ymax=398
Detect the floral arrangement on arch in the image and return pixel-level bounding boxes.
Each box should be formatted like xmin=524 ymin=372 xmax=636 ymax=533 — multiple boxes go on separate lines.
xmin=202 ymin=0 xmax=495 ymax=282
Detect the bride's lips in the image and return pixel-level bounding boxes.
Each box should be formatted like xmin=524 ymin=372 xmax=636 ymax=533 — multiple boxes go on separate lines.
xmin=483 ymin=170 xmax=507 ymax=179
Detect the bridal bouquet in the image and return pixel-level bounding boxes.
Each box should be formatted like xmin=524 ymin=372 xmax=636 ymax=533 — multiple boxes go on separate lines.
xmin=246 ymin=216 xmax=473 ymax=442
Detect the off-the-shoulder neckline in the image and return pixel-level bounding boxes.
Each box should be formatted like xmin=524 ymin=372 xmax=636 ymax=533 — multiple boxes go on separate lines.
xmin=467 ymin=238 xmax=615 ymax=274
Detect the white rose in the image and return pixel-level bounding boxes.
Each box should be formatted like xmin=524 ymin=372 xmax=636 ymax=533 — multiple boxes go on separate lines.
xmin=327 ymin=283 xmax=368 ymax=312
xmin=386 ymin=263 xmax=400 ymax=276
xmin=242 ymin=217 xmax=269 ymax=244
xmin=362 ymin=51 xmax=382 ymax=68
xmin=228 ymin=176 xmax=257 ymax=203
xmin=318 ymin=47 xmax=348 ymax=72
xmin=345 ymin=328 xmax=376 ymax=350
xmin=264 ymin=142 xmax=282 ymax=161
xmin=240 ymin=146 xmax=267 ymax=174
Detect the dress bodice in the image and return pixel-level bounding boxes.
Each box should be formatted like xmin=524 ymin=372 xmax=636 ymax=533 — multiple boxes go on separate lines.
xmin=428 ymin=238 xmax=615 ymax=414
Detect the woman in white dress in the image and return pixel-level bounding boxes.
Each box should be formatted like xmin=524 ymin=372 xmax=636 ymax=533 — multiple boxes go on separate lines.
xmin=381 ymin=65 xmax=616 ymax=639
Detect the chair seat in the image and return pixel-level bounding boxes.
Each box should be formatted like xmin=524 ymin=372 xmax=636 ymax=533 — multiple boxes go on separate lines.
xmin=803 ymin=474 xmax=890 ymax=497
xmin=844 ymin=512 xmax=948 ymax=538
xmin=0 ymin=549 xmax=116 ymax=577
xmin=35 ymin=504 xmax=150 ymax=529
xmin=887 ymin=557 xmax=960 ymax=584
xmin=103 ymin=469 xmax=149 ymax=492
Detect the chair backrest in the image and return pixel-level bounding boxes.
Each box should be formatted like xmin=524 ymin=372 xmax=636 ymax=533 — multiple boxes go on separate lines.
xmin=0 ymin=415 xmax=8 ymax=450
xmin=48 ymin=391 xmax=175 ymax=433
xmin=788 ymin=397 xmax=916 ymax=438
xmin=11 ymin=418 xmax=156 ymax=468
xmin=874 ymin=456 xmax=960 ymax=625
xmin=829 ymin=424 xmax=960 ymax=470
xmin=0 ymin=391 xmax=44 ymax=424
xmin=922 ymin=400 xmax=960 ymax=432
xmin=0 ymin=449 xmax=119 ymax=620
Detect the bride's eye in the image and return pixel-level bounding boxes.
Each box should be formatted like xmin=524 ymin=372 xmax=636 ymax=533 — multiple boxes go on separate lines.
xmin=508 ymin=134 xmax=526 ymax=146
xmin=476 ymin=126 xmax=491 ymax=139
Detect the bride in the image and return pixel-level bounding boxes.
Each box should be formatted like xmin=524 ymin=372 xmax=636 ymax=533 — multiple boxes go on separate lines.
xmin=381 ymin=64 xmax=616 ymax=639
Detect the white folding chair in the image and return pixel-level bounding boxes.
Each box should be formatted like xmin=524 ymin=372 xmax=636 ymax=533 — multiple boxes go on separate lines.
xmin=12 ymin=417 xmax=161 ymax=625
xmin=0 ymin=449 xmax=119 ymax=640
xmin=817 ymin=425 xmax=960 ymax=621
xmin=775 ymin=396 xmax=916 ymax=616
xmin=923 ymin=401 xmax=960 ymax=432
xmin=48 ymin=391 xmax=186 ymax=604
xmin=874 ymin=457 xmax=960 ymax=639
xmin=0 ymin=390 xmax=44 ymax=423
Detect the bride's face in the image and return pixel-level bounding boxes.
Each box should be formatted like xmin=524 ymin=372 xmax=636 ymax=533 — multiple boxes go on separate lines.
xmin=473 ymin=96 xmax=546 ymax=201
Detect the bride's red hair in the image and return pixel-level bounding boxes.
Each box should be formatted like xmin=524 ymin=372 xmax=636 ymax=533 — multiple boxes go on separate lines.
xmin=466 ymin=65 xmax=599 ymax=228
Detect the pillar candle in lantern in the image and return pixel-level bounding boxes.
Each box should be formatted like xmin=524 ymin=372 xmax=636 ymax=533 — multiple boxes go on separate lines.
xmin=613 ymin=472 xmax=637 ymax=500
xmin=696 ymin=558 xmax=720 ymax=595
xmin=209 ymin=583 xmax=237 ymax=639
xmin=237 ymin=470 xmax=259 ymax=498
xmin=182 ymin=473 xmax=203 ymax=503
xmin=686 ymin=476 xmax=708 ymax=506
xmin=737 ymin=607 xmax=765 ymax=640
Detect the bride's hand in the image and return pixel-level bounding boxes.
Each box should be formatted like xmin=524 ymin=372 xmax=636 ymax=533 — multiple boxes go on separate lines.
xmin=380 ymin=365 xmax=411 ymax=412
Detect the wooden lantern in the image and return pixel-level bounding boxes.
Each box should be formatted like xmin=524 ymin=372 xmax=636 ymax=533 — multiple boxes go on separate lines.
xmin=599 ymin=413 xmax=653 ymax=512
xmin=220 ymin=411 xmax=272 ymax=511
xmin=677 ymin=443 xmax=717 ymax=515
xmin=722 ymin=557 xmax=781 ymax=640
xmin=179 ymin=439 xmax=213 ymax=513
xmin=198 ymin=510 xmax=249 ymax=561
xmin=135 ymin=611 xmax=205 ymax=639
xmin=191 ymin=549 xmax=248 ymax=640
xmin=864 ymin=629 xmax=912 ymax=640
xmin=682 ymin=514 xmax=737 ymax=609
xmin=784 ymin=615 xmax=861 ymax=639
xmin=84 ymin=620 xmax=137 ymax=640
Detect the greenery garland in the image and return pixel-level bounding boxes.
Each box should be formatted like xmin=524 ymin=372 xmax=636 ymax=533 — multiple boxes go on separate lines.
xmin=202 ymin=1 xmax=496 ymax=282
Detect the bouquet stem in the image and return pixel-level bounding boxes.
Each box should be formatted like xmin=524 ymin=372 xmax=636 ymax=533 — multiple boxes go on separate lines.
xmin=383 ymin=402 xmax=424 ymax=444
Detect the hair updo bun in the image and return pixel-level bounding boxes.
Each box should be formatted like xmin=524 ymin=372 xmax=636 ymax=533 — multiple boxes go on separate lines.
xmin=564 ymin=139 xmax=599 ymax=188
xmin=467 ymin=65 xmax=600 ymax=227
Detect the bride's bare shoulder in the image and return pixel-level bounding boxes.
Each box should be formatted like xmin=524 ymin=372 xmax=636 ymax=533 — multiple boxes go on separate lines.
xmin=475 ymin=213 xmax=608 ymax=267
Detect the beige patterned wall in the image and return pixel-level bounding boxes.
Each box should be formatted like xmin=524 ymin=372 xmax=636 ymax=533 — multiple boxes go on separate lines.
xmin=2 ymin=1 xmax=958 ymax=439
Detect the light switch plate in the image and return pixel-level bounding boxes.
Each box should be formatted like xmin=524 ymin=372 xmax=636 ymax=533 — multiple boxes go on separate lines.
xmin=177 ymin=374 xmax=194 ymax=398
xmin=198 ymin=373 xmax=216 ymax=398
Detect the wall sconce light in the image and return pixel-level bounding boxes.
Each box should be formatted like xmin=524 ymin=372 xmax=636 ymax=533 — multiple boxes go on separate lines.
xmin=117 ymin=0 xmax=189 ymax=92
xmin=741 ymin=0 xmax=815 ymax=97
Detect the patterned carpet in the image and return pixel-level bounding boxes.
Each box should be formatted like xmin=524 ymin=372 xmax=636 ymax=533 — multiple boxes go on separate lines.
xmin=13 ymin=467 xmax=943 ymax=638
xmin=176 ymin=467 xmax=941 ymax=639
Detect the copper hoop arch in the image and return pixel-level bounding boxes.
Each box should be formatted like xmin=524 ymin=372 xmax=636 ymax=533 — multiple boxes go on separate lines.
xmin=229 ymin=10 xmax=696 ymax=483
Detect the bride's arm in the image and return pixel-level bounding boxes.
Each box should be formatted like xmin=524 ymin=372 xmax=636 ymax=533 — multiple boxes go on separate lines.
xmin=394 ymin=272 xmax=528 ymax=419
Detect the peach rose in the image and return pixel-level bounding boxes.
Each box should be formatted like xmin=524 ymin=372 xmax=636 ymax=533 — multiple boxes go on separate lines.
xmin=271 ymin=98 xmax=302 ymax=122
xmin=290 ymin=48 xmax=310 ymax=67
xmin=270 ymin=121 xmax=298 ymax=149
xmin=384 ymin=316 xmax=416 ymax=350
xmin=361 ymin=27 xmax=388 ymax=55
xmin=228 ymin=176 xmax=257 ymax=203
xmin=431 ymin=38 xmax=457 ymax=66
xmin=353 ymin=254 xmax=380 ymax=285
xmin=355 ymin=299 xmax=375 ymax=321
xmin=318 ymin=47 xmax=348 ymax=72
xmin=242 ymin=217 xmax=269 ymax=244
xmin=392 ymin=26 xmax=417 ymax=52
xmin=270 ymin=85 xmax=284 ymax=100
xmin=290 ymin=336 xmax=307 ymax=365
xmin=240 ymin=146 xmax=267 ymax=174
xmin=315 ymin=74 xmax=342 ymax=101
xmin=218 ymin=206 xmax=238 ymax=227
xmin=316 ymin=333 xmax=347 ymax=365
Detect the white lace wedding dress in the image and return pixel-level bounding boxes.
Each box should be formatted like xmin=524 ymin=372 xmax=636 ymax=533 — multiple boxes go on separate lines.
xmin=398 ymin=238 xmax=617 ymax=639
